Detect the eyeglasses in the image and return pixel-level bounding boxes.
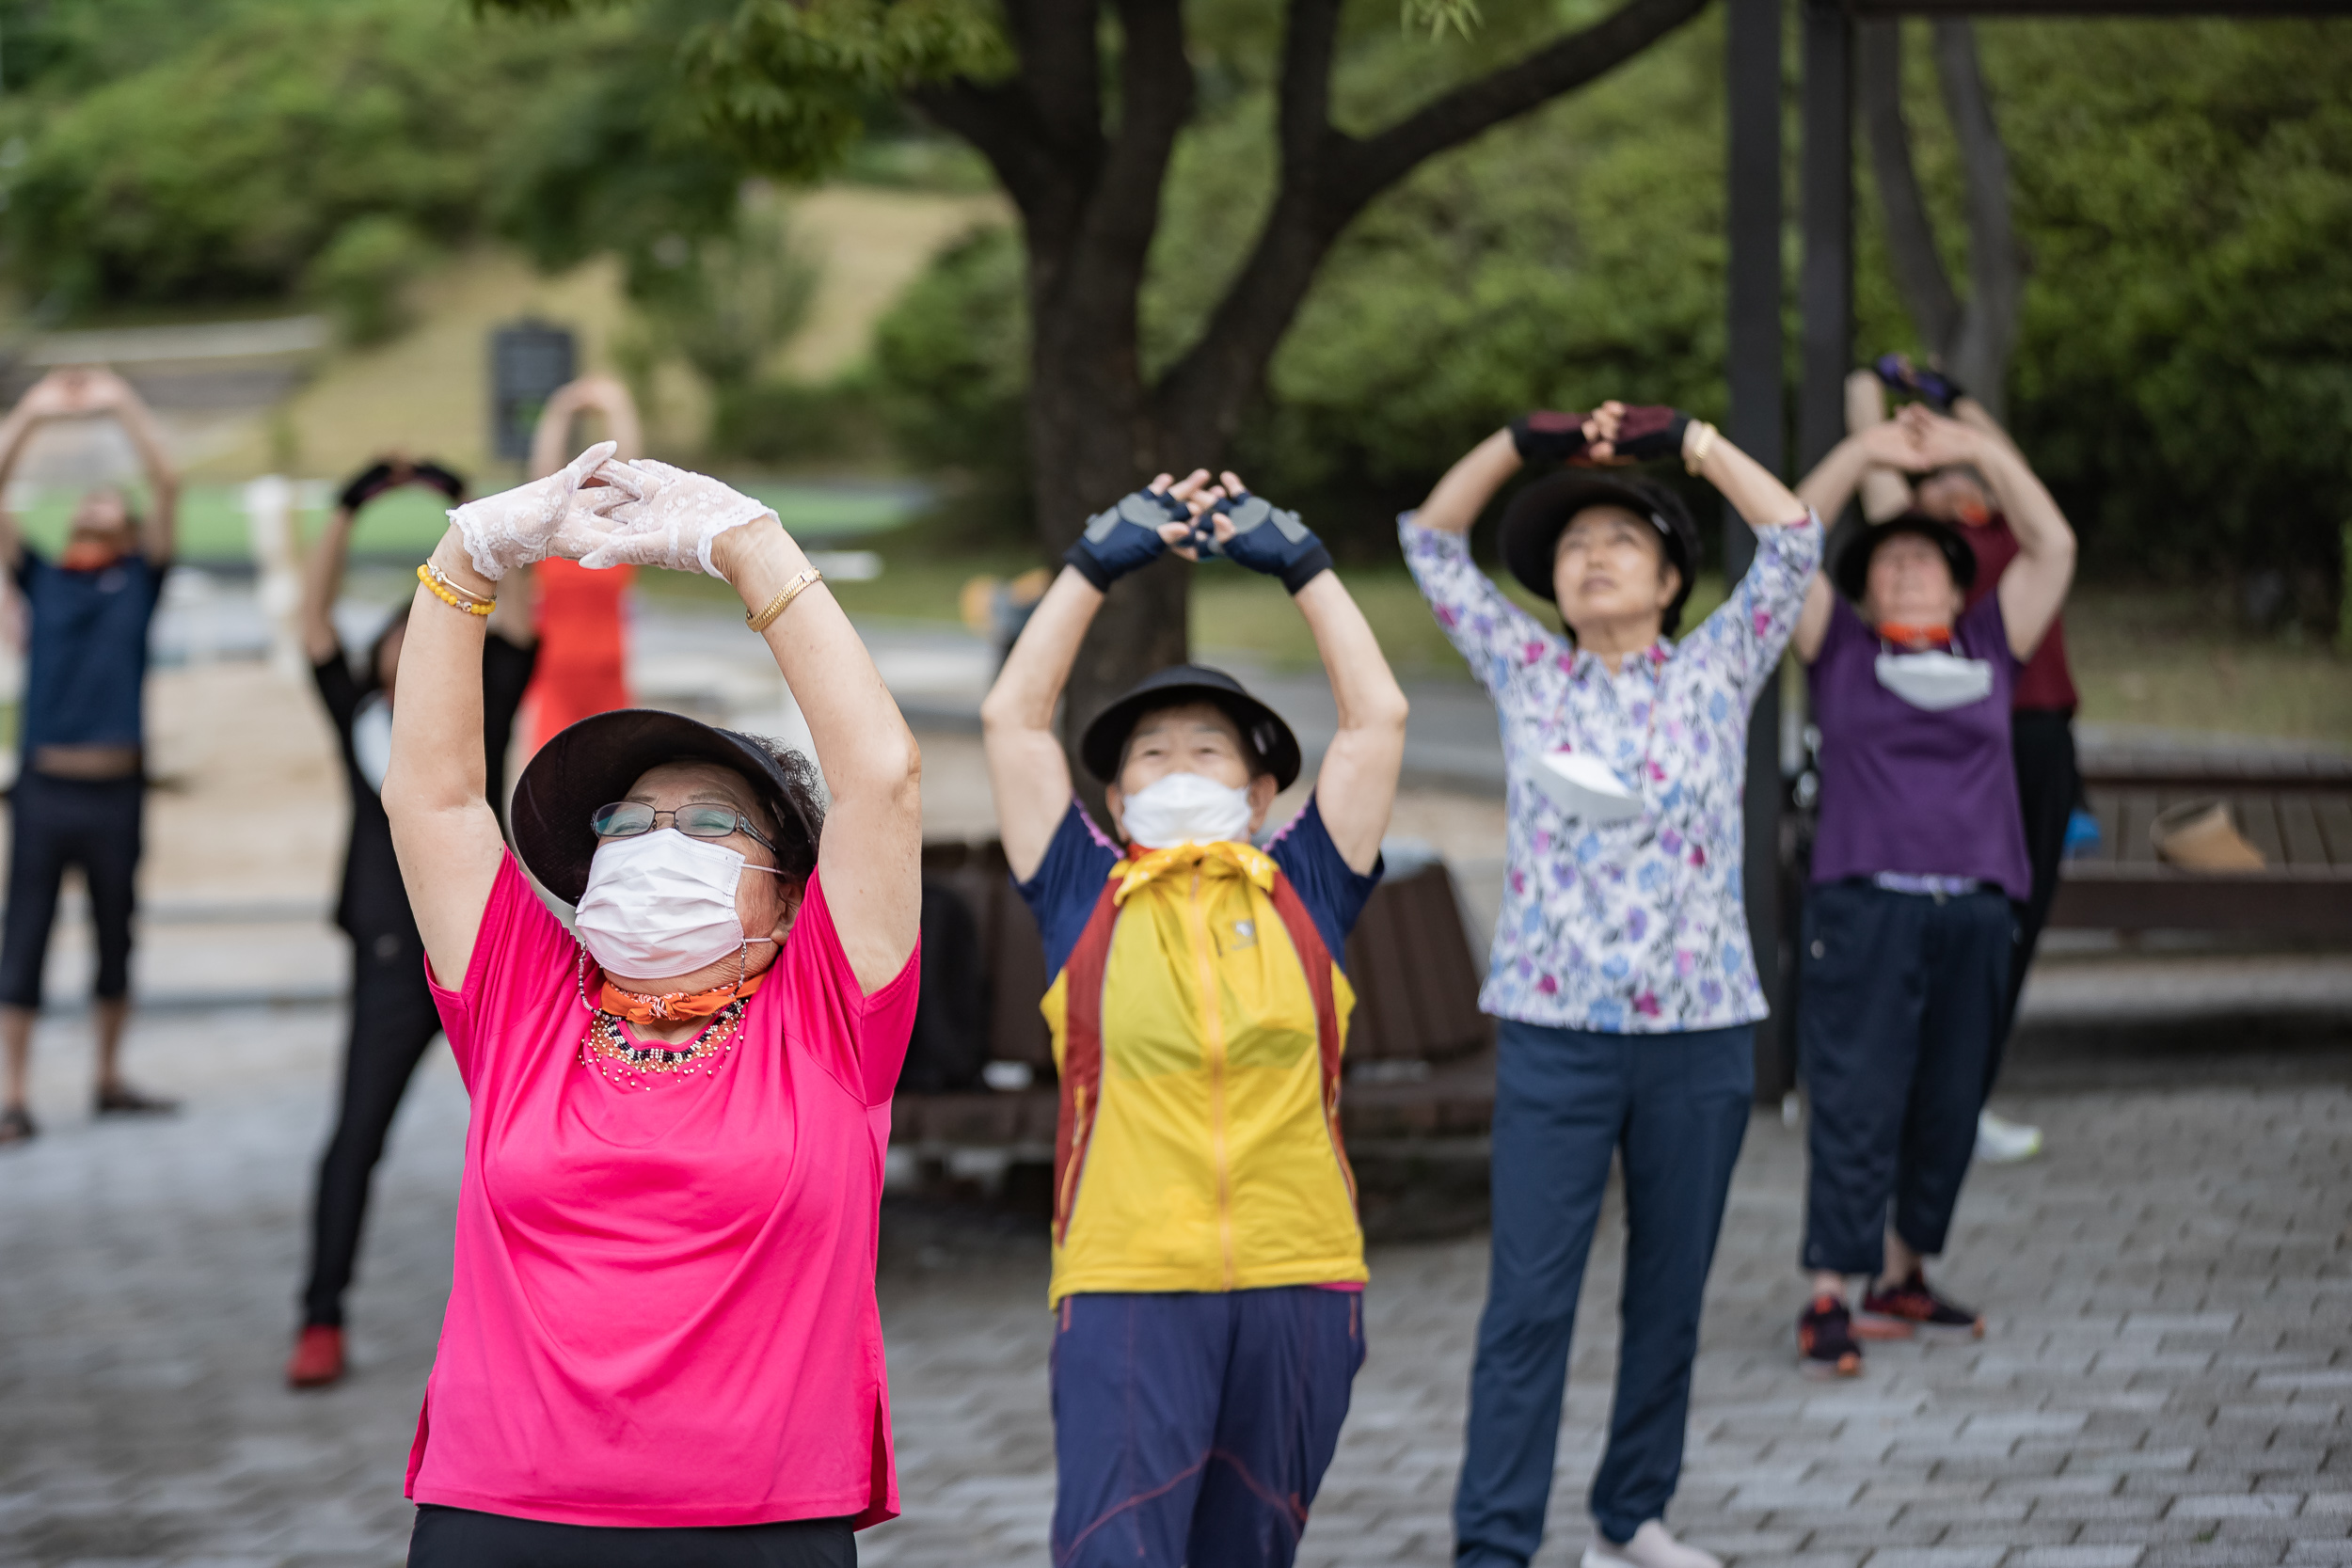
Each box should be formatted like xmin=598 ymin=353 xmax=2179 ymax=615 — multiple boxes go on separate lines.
xmin=590 ymin=801 xmax=777 ymax=854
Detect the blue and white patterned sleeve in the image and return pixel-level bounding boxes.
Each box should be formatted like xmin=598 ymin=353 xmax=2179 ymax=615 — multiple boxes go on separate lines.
xmin=1399 ymin=512 xmax=1560 ymax=724
xmin=1680 ymin=510 xmax=1824 ymax=706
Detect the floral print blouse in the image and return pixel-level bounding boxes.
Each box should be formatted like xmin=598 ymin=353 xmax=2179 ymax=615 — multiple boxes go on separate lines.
xmin=1401 ymin=509 xmax=1822 ymax=1033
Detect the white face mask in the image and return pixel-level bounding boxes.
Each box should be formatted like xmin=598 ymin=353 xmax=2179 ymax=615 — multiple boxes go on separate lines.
xmin=1522 ymin=749 xmax=1645 ymax=823
xmin=1875 ymin=650 xmax=1994 ymax=712
xmin=352 ymin=691 xmax=393 ymax=794
xmin=572 ymin=830 xmax=783 ymax=979
xmin=1117 ymin=769 xmax=1255 ymax=848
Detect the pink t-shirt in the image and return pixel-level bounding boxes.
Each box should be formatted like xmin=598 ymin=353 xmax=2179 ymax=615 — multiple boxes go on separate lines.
xmin=405 ymin=849 xmax=918 ymax=1528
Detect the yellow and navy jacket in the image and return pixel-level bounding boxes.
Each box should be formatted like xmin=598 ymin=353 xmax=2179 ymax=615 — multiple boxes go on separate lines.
xmin=1017 ymin=799 xmax=1381 ymax=1307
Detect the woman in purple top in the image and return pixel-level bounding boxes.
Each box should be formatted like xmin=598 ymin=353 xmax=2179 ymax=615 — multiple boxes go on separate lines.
xmin=1788 ymin=404 xmax=2075 ymax=1380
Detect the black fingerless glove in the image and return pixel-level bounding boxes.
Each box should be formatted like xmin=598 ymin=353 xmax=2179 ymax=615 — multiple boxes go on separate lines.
xmin=1063 ymin=488 xmax=1190 ymax=591
xmin=1874 ymin=354 xmax=1965 ymax=410
xmin=1610 ymin=405 xmax=1692 ymax=464
xmin=1508 ymin=410 xmax=1593 ymax=466
xmin=1211 ymin=492 xmax=1332 ymax=594
xmin=335 ymin=460 xmax=398 ymax=515
xmin=409 ymin=460 xmax=467 ymax=501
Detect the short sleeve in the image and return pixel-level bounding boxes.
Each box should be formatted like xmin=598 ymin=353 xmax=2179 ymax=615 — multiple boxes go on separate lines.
xmin=12 ymin=548 xmax=39 ymax=593
xmin=771 ymin=870 xmax=922 ymax=1107
xmin=424 ymin=848 xmax=574 ymax=1089
xmin=1264 ymin=797 xmax=1382 ymax=965
xmin=1679 ymin=511 xmax=1823 ymax=706
xmin=1959 ymin=589 xmax=2020 ymax=671
xmin=1399 ymin=513 xmax=1557 ymax=722
xmin=1013 ymin=801 xmax=1122 ymax=977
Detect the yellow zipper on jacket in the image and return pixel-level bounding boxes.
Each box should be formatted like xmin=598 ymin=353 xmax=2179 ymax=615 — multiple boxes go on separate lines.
xmin=1186 ymin=868 xmax=1236 ymax=1287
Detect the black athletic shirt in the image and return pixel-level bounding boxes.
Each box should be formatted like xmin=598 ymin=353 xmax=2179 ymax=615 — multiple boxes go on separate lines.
xmin=311 ymin=632 xmax=537 ymax=945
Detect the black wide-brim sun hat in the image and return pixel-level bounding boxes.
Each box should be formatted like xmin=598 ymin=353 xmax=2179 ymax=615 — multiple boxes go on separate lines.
xmin=1832 ymin=512 xmax=1978 ymax=606
xmin=511 ymin=708 xmax=821 ymax=905
xmin=1498 ymin=471 xmax=1703 ymax=634
xmin=1078 ymin=664 xmax=1302 ymax=792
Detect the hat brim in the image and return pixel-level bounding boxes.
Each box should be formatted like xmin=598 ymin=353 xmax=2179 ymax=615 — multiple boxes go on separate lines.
xmin=509 ymin=708 xmax=820 ymax=905
xmin=1497 ymin=470 xmax=1697 ymax=615
xmin=1078 ymin=667 xmax=1301 ymax=792
xmin=1831 ymin=514 xmax=1979 ymax=606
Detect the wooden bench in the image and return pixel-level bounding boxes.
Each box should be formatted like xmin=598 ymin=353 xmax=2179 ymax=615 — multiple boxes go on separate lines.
xmin=2050 ymin=752 xmax=2352 ymax=937
xmin=891 ymin=843 xmax=1496 ymax=1152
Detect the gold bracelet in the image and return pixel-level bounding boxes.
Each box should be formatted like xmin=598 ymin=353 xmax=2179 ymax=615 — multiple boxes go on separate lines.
xmin=417 ymin=561 xmax=494 ymax=616
xmin=746 ymin=566 xmax=824 ymax=633
xmin=1684 ymin=420 xmax=1720 ymax=474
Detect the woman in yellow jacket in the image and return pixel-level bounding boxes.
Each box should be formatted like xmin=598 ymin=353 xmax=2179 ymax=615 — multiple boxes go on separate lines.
xmin=980 ymin=467 xmax=1407 ymax=1568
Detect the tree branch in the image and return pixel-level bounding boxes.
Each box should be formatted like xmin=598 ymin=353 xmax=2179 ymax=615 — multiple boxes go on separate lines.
xmin=1859 ymin=19 xmax=1963 ymax=360
xmin=1086 ymin=0 xmax=1195 ymax=272
xmin=911 ymin=79 xmax=1064 ymax=221
xmin=1932 ymin=17 xmax=2022 ymax=415
xmin=1332 ymin=0 xmax=1708 ymax=210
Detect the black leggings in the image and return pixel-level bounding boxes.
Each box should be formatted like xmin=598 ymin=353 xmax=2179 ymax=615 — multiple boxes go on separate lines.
xmin=0 ymin=772 xmax=143 ymax=1009
xmin=1991 ymin=710 xmax=2079 ymax=1090
xmin=409 ymin=1506 xmax=856 ymax=1568
xmin=300 ymin=923 xmax=445 ymax=1327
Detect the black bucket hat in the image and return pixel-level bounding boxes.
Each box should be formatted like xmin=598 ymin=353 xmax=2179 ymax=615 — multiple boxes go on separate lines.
xmin=1832 ymin=511 xmax=1978 ymax=607
xmin=1498 ymin=471 xmax=1703 ymax=636
xmin=1078 ymin=664 xmax=1302 ymax=792
xmin=510 ymin=708 xmax=821 ymax=905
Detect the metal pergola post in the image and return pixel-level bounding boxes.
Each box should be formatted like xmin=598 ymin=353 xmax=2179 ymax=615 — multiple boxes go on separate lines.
xmin=1724 ymin=0 xmax=1788 ymax=1101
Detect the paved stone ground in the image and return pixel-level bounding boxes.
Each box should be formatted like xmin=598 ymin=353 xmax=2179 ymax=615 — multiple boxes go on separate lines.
xmin=2 ymin=1003 xmax=2346 ymax=1568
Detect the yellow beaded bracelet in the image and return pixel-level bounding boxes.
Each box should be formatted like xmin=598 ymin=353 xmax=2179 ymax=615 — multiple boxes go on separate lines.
xmin=417 ymin=561 xmax=494 ymax=616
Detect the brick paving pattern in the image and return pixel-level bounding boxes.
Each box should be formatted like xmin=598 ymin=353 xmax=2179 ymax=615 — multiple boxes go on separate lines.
xmin=1 ymin=1005 xmax=2345 ymax=1567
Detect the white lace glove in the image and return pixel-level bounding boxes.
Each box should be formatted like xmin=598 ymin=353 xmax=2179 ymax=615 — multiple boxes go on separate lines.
xmin=575 ymin=460 xmax=778 ymax=577
xmin=444 ymin=442 xmax=628 ymax=582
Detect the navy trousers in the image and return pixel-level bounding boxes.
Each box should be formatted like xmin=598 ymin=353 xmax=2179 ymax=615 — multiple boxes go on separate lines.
xmin=1454 ymin=1022 xmax=1755 ymax=1566
xmin=1798 ymin=880 xmax=2010 ymax=1276
xmin=0 ymin=772 xmax=144 ymax=1008
xmin=1051 ymin=1286 xmax=1364 ymax=1568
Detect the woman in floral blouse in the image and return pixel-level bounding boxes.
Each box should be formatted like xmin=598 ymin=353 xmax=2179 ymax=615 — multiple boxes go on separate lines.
xmin=1403 ymin=402 xmax=1820 ymax=1568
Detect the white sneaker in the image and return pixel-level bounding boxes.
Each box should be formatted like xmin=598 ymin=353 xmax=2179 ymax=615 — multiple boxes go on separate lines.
xmin=1977 ymin=1109 xmax=2043 ymax=1164
xmin=1582 ymin=1520 xmax=1723 ymax=1568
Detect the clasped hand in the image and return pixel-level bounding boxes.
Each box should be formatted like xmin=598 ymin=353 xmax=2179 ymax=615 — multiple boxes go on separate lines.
xmin=446 ymin=446 xmax=778 ymax=583
xmin=1064 ymin=468 xmax=1332 ymax=595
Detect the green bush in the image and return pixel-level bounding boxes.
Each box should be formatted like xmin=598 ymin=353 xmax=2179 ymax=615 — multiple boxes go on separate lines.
xmin=306 ymin=214 xmax=433 ymax=344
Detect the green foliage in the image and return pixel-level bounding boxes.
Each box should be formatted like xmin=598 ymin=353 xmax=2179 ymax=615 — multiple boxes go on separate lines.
xmin=866 ymin=225 xmax=1031 ymax=538
xmin=628 ymin=200 xmax=819 ymax=393
xmin=3 ymin=0 xmax=532 ymax=308
xmin=307 ymin=214 xmax=434 ymax=344
xmin=1854 ymin=18 xmax=2352 ymax=614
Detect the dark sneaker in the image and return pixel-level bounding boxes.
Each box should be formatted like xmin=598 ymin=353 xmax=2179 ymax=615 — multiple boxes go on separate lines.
xmin=1797 ymin=1293 xmax=1863 ymax=1380
xmin=1859 ymin=1269 xmax=1984 ymax=1341
xmin=0 ymin=1105 xmax=34 ymax=1147
xmin=95 ymin=1082 xmax=180 ymax=1117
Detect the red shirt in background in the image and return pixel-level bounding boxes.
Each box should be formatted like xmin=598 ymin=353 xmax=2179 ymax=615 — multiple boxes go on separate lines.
xmin=1960 ymin=514 xmax=2078 ymax=714
xmin=523 ymin=558 xmax=633 ymax=754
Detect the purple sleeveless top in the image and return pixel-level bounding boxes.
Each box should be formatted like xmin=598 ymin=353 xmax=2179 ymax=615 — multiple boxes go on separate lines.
xmin=1807 ymin=594 xmax=2030 ymax=900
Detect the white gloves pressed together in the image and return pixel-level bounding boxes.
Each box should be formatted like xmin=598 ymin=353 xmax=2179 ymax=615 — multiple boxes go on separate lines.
xmin=445 ymin=443 xmax=778 ymax=582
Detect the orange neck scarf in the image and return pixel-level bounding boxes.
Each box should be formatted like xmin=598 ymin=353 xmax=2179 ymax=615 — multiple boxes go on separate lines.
xmin=599 ymin=967 xmax=767 ymax=1026
xmin=1112 ymin=839 xmax=1276 ymax=906
xmin=1877 ymin=621 xmax=1953 ymax=651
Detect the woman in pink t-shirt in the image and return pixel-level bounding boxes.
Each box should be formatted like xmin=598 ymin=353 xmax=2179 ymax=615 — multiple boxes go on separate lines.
xmin=380 ymin=446 xmax=922 ymax=1567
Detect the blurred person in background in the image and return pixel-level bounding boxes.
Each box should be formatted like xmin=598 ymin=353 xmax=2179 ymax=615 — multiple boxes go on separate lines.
xmin=0 ymin=367 xmax=180 ymax=1146
xmin=1788 ymin=403 xmax=2074 ymax=1380
xmin=1405 ymin=403 xmax=1820 ymax=1568
xmin=520 ymin=377 xmax=639 ymax=755
xmin=1849 ymin=358 xmax=2079 ymax=1166
xmin=981 ymin=468 xmax=1406 ymax=1568
xmin=386 ymin=444 xmax=919 ymax=1565
xmin=284 ymin=455 xmax=539 ymax=1389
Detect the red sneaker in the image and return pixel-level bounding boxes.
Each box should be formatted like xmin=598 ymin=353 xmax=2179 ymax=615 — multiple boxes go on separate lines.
xmin=1796 ymin=1293 xmax=1863 ymax=1380
xmin=286 ymin=1324 xmax=346 ymax=1388
xmin=1859 ymin=1270 xmax=1984 ymax=1341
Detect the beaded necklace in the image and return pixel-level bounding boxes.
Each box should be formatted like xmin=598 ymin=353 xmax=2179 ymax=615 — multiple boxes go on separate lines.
xmin=579 ymin=998 xmax=749 ymax=1092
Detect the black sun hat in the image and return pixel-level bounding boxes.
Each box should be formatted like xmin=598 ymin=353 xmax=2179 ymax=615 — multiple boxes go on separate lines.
xmin=510 ymin=708 xmax=821 ymax=904
xmin=1497 ymin=471 xmax=1704 ymax=636
xmin=1078 ymin=664 xmax=1302 ymax=792
xmin=1832 ymin=511 xmax=1978 ymax=607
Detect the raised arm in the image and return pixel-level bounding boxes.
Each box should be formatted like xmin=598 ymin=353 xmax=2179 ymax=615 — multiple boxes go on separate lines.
xmin=76 ymin=370 xmax=178 ymax=564
xmin=1792 ymin=419 xmax=1934 ymax=663
xmin=1416 ymin=428 xmax=1523 ymax=537
xmin=980 ymin=471 xmax=1213 ymax=880
xmin=384 ymin=445 xmax=628 ymax=985
xmin=0 ymin=376 xmax=72 ymax=573
xmin=298 ymin=505 xmax=357 ymax=665
xmin=1848 ymin=369 xmax=1915 ymax=523
xmin=1899 ymin=406 xmax=2074 ymax=658
xmin=530 ymin=376 xmax=643 ymax=478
